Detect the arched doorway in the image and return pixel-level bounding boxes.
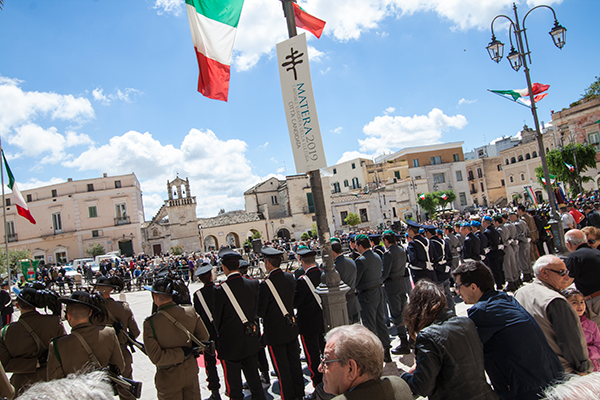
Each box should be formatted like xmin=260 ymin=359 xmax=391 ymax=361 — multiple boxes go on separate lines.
xmin=204 ymin=235 xmax=218 ymax=251
xmin=225 ymin=232 xmax=240 ymax=248
xmin=276 ymin=228 xmax=291 ymax=241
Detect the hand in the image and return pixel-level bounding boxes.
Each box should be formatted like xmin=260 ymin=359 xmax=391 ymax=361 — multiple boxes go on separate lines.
xmin=407 ymin=364 xmax=417 ymax=374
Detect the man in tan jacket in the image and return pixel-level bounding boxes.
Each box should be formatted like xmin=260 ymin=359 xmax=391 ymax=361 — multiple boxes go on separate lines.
xmin=47 ymin=291 xmax=125 ymax=380
xmin=144 ymin=276 xmax=209 ymax=400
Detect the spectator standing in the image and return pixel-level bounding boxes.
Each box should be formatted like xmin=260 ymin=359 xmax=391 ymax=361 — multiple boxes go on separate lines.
xmin=563 ymin=288 xmax=600 ymax=371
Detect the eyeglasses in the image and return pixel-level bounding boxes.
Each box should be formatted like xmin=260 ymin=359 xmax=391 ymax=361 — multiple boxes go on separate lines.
xmin=589 ymin=239 xmax=597 ymax=245
xmin=454 ymin=282 xmax=471 ymax=291
xmin=545 ymin=268 xmax=569 ymax=277
xmin=320 ymin=355 xmax=340 ymax=367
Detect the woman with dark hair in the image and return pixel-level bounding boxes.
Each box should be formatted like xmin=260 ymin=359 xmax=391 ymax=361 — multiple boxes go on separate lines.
xmin=400 ymin=280 xmax=497 ymax=400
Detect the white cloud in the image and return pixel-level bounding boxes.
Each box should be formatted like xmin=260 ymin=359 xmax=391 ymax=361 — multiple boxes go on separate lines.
xmin=18 ymin=177 xmax=66 ymax=191
xmin=384 ymin=107 xmax=395 ymax=114
xmin=331 ymin=127 xmax=343 ymax=134
xmin=336 ymin=150 xmax=374 ymax=164
xmin=0 ymin=75 xmax=94 ymax=136
xmin=458 ymin=98 xmax=476 ymax=106
xmin=153 ymin=0 xmax=183 ymax=16
xmin=258 ymin=141 xmax=269 ymax=150
xmin=276 ymin=166 xmax=286 ymax=173
xmin=64 ymin=129 xmax=262 ymax=217
xmin=308 ymin=46 xmax=325 ymax=62
xmin=92 ymin=87 xmax=142 ymax=105
xmin=92 ymin=88 xmax=110 ymax=104
xmin=320 ymin=67 xmax=331 ymax=75
xmin=359 ymin=108 xmax=468 ymax=153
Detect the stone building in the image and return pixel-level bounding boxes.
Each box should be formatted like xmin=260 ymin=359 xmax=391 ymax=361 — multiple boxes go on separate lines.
xmin=465 ymin=156 xmax=507 ymax=208
xmin=0 ymin=173 xmax=144 ymax=263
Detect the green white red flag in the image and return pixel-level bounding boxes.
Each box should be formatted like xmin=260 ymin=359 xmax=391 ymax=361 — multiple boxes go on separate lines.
xmin=419 ymin=193 xmax=426 ymax=200
xmin=440 ymin=193 xmax=448 ymax=200
xmin=489 ymin=83 xmax=549 ymax=106
xmin=185 ymin=0 xmax=245 ymax=102
xmin=564 ymin=162 xmax=575 ymax=172
xmin=293 ymin=2 xmax=325 ymax=39
xmin=2 ymin=151 xmax=36 ymax=224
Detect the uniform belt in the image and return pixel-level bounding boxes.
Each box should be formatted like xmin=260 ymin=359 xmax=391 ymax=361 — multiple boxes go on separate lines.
xmin=359 ymin=284 xmax=381 ymax=293
xmin=584 ymin=290 xmax=600 ymax=301
xmin=463 ymin=258 xmax=475 ymax=263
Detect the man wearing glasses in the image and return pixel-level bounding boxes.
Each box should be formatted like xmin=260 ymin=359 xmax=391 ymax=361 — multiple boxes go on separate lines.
xmin=514 ymin=255 xmax=592 ymax=374
xmin=564 ymin=229 xmax=600 ymax=328
xmin=317 ymin=324 xmax=412 ymax=400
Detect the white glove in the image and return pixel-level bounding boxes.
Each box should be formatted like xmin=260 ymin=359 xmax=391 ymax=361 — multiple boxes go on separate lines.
xmin=527 ymin=238 xmax=531 ymax=242
xmin=498 ymin=245 xmax=505 ymax=250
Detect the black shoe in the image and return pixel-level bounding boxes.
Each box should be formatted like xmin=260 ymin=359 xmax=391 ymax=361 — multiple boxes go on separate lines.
xmin=270 ymin=370 xmax=278 ymax=377
xmin=300 ymin=356 xmax=307 ymax=363
xmin=304 ymin=392 xmax=317 ymax=400
xmin=384 ymin=349 xmax=392 ymax=363
xmin=209 ymin=390 xmax=221 ymax=400
xmin=391 ymin=343 xmax=411 ymax=355
xmin=260 ymin=374 xmax=270 ymax=386
xmin=242 ymin=382 xmax=249 ymax=390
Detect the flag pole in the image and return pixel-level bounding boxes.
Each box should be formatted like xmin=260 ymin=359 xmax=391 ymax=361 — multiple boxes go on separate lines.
xmin=0 ymin=148 xmax=9 ymax=286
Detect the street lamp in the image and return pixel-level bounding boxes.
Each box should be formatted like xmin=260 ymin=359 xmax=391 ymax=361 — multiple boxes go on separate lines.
xmin=486 ymin=3 xmax=567 ymax=253
xmin=409 ymin=177 xmax=421 ymax=222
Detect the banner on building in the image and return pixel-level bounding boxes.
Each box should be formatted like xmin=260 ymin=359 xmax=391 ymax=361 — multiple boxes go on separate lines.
xmin=277 ymin=33 xmax=327 ymax=174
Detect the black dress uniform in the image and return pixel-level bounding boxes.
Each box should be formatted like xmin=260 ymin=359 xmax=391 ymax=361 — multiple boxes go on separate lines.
xmin=294 ymin=263 xmax=324 ymax=388
xmin=462 ymin=230 xmax=481 ymax=261
xmin=407 ymin=234 xmax=438 ymax=283
xmin=258 ymin=261 xmax=304 ymax=400
xmin=0 ymin=284 xmax=13 ymax=328
xmin=484 ymin=217 xmax=506 ymax=289
xmin=334 ymin=254 xmax=361 ymax=324
xmin=382 ymin=239 xmax=409 ymax=354
xmin=214 ymin=266 xmax=265 ymax=400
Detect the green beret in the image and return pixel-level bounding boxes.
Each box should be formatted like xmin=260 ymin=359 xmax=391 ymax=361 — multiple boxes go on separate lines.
xmin=355 ymin=234 xmax=369 ymax=240
xmin=330 ymin=237 xmax=341 ymax=243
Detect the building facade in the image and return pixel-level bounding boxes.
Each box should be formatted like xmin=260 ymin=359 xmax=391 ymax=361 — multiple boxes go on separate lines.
xmin=1 ymin=173 xmax=144 ymax=264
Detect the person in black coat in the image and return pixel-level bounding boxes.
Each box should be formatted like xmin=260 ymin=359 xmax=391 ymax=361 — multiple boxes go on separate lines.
xmin=257 ymin=247 xmax=304 ymax=400
xmin=483 ymin=216 xmax=505 ymax=290
xmin=331 ymin=240 xmax=361 ymax=324
xmin=293 ymin=247 xmax=325 ymax=391
xmin=193 ymin=263 xmax=221 ymax=400
xmin=583 ymin=204 xmax=600 ymax=228
xmin=406 ymin=221 xmax=438 ymax=283
xmin=461 ymin=223 xmax=481 ymax=262
xmin=213 ymin=248 xmax=265 ymax=400
xmin=0 ymin=282 xmax=13 ymax=327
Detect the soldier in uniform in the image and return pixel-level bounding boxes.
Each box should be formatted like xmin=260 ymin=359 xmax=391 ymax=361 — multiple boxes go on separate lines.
xmin=213 ymin=248 xmax=265 ymax=400
xmin=257 ymin=247 xmax=304 ymax=400
xmin=482 ymin=216 xmax=505 ymax=290
xmin=369 ymin=234 xmax=385 ymax=258
xmin=0 ymin=282 xmax=13 ymax=328
xmin=406 ymin=220 xmax=438 ymax=283
xmin=518 ymin=204 xmax=539 ymax=265
xmin=47 ymin=291 xmax=125 ymax=380
xmin=143 ymin=275 xmax=209 ymax=400
xmin=348 ymin=236 xmax=361 ymax=261
xmin=424 ymin=226 xmax=454 ymax=312
xmin=460 ymin=222 xmax=481 ymax=262
xmin=510 ymin=211 xmax=533 ymax=282
xmin=91 ymin=276 xmax=140 ymax=400
xmin=503 ymin=213 xmax=522 ymax=289
xmin=381 ymin=230 xmax=410 ymax=355
xmin=193 ymin=263 xmax=221 ymax=400
xmin=443 ymin=225 xmax=461 ymax=270
xmin=495 ymin=215 xmax=519 ymax=292
xmin=331 ymin=239 xmax=361 ymax=324
xmin=0 ymin=284 xmax=65 ymax=394
xmin=293 ymin=247 xmax=324 ymax=395
xmin=354 ymin=234 xmax=391 ymax=362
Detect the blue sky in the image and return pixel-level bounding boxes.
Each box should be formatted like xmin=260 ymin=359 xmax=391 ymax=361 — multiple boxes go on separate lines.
xmin=0 ymin=0 xmax=597 ymax=219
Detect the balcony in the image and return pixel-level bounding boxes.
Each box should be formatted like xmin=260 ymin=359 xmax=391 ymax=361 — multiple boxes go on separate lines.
xmin=302 ymin=206 xmax=315 ymax=214
xmin=7 ymin=234 xmax=17 ymax=243
xmin=470 ymin=189 xmax=478 ymax=194
xmin=114 ymin=216 xmax=131 ymax=226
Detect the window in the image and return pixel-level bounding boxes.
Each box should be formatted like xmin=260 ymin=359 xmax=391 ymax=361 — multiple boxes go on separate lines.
xmin=26 ymin=194 xmax=32 ymax=202
xmin=343 ymin=179 xmax=349 ymax=187
xmin=271 ymin=195 xmax=278 ymax=205
xmin=412 ymin=159 xmax=419 ymax=167
xmin=431 ymin=156 xmax=442 ymax=165
xmin=115 ymin=180 xmax=122 ymax=188
xmin=92 ymin=230 xmax=99 ymax=238
xmin=51 ymin=189 xmax=57 ymax=197
xmin=510 ymin=157 xmax=516 ymax=164
xmin=433 ymin=173 xmax=445 ymax=184
xmin=394 ymin=171 xmax=401 ymax=180
xmin=5 ymin=199 xmax=10 ymax=206
xmin=589 ymin=132 xmax=600 ymax=151
xmin=393 ymin=207 xmax=397 ymax=218
xmin=333 ymin=168 xmax=337 ymax=174
xmin=525 ymin=153 xmax=531 ymax=160
xmin=332 ymin=182 xmax=340 ymax=193
xmin=453 ymin=154 xmax=459 ymax=162
xmin=518 ymin=155 xmax=523 ymax=162
xmin=505 ymin=159 xmax=509 ymax=165
xmin=340 ymin=211 xmax=348 ymax=225
xmin=497 ymin=164 xmax=502 ymax=171
xmin=468 ymin=170 xmax=474 ymax=180
xmin=351 ymin=163 xmax=356 ymax=169
xmin=521 ymin=173 xmax=525 ymax=181
xmin=52 ymin=213 xmax=62 ymax=234
xmin=87 ymin=183 xmax=94 ymax=192
xmin=351 ymin=177 xmax=360 ymax=190
xmin=456 ymin=171 xmax=463 ymax=181
xmin=477 ymin=168 xmax=482 ymax=178
xmin=55 ymin=252 xmax=67 ymax=264
xmin=415 ymin=176 xmax=421 ymax=180
xmin=459 ymin=192 xmax=467 ymax=206
xmin=480 ymin=182 xmax=484 ymax=191
xmin=510 ymin=176 xmax=514 ymax=183
xmin=532 ymin=151 xmax=537 ymax=158
xmin=359 ymin=208 xmax=368 ymax=222
xmin=501 ymin=179 xmax=505 ymax=186
xmin=471 ymin=183 xmax=476 ymax=193
xmin=88 ymin=206 xmax=98 ymax=218
xmin=306 ymin=193 xmax=315 ymax=213
xmin=115 ymin=203 xmax=128 ymax=224
xmin=6 ymin=221 xmax=16 ymax=242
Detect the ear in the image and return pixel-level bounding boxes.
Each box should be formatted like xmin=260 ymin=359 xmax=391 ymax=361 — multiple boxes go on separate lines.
xmin=346 ymin=359 xmax=360 ymax=380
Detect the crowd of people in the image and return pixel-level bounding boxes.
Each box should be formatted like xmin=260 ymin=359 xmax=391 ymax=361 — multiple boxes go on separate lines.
xmin=1 ymin=199 xmax=600 ymax=399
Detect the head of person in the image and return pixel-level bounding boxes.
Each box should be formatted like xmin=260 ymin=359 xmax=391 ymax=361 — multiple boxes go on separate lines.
xmin=459 ymin=223 xmax=471 ymax=236
xmin=436 ymin=229 xmax=444 ymax=239
xmin=493 ymin=215 xmax=504 ymax=227
xmin=509 ymin=211 xmax=518 ymax=222
xmin=443 ymin=225 xmax=453 ymax=235
xmin=382 ymin=231 xmax=396 ymax=248
xmin=195 ymin=263 xmax=214 ymax=285
xmin=297 ymin=247 xmax=316 ymax=267
xmin=583 ymin=204 xmax=594 ymax=215
xmin=403 ymin=280 xmax=447 ymax=340
xmin=542 ymin=370 xmax=600 ymax=400
xmin=408 ymin=225 xmax=420 ymax=238
xmin=355 ymin=235 xmax=370 ymax=253
xmin=17 ymin=283 xmax=61 ymax=315
xmin=318 ymin=324 xmax=384 ymax=395
xmin=563 ymin=287 xmax=586 ymax=318
xmin=452 ymin=261 xmax=495 ymax=304
xmin=261 ymin=247 xmax=282 ymax=272
xmin=482 ymin=215 xmax=493 ymax=228
xmin=517 ymin=204 xmax=526 ymax=215
xmin=424 ymin=227 xmax=436 ymax=239
xmin=17 ymin=370 xmax=114 ymax=400
xmin=560 ymin=206 xmax=568 ymax=214
xmin=60 ymin=291 xmax=103 ymax=327
xmin=565 ymin=229 xmax=587 ymax=252
xmin=581 ymin=226 xmax=600 ymax=249
xmin=533 ymin=255 xmax=572 ymax=291
xmin=219 ymin=248 xmax=242 ymax=274
xmin=331 ymin=240 xmax=343 ymax=257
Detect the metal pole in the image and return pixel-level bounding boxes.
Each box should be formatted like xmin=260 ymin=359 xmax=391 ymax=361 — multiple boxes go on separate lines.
xmin=571 ymin=138 xmax=583 ymax=194
xmin=0 ymin=149 xmax=10 ymax=284
xmin=281 ymin=0 xmax=348 ymax=329
xmin=512 ymin=4 xmax=566 ymax=253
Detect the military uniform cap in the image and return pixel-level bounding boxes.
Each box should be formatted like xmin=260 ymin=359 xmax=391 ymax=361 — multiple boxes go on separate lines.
xmin=194 ymin=263 xmax=213 ymax=276
xmin=144 ymin=277 xmax=175 ymax=295
xmin=406 ymin=220 xmax=422 ymax=229
xmin=330 ymin=237 xmax=341 ymax=244
xmin=93 ymin=275 xmax=124 ymax=290
xmin=239 ymin=259 xmax=250 ymax=269
xmin=355 ymin=234 xmax=369 ymax=241
xmin=483 ymin=215 xmax=493 ymax=223
xmin=218 ymin=248 xmax=243 ymax=259
xmin=261 ymin=246 xmax=283 ymax=257
xmin=422 ymin=224 xmax=436 ymax=231
xmin=460 ymin=222 xmax=471 ymax=227
xmin=382 ymin=230 xmax=395 ymax=236
xmin=368 ymin=234 xmax=381 ymax=241
xmin=508 ymin=210 xmax=517 ymax=215
xmin=296 ymin=246 xmax=316 ymax=257
xmin=435 ymin=229 xmax=443 ymax=235
xmin=471 ymin=220 xmax=481 ymax=227
xmin=59 ymin=291 xmax=102 ymax=312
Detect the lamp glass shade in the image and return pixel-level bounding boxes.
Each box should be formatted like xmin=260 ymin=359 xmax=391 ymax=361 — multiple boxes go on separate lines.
xmin=486 ymin=37 xmax=504 ymax=63
xmin=549 ymin=22 xmax=566 ymax=49
xmin=507 ymin=47 xmax=522 ymax=71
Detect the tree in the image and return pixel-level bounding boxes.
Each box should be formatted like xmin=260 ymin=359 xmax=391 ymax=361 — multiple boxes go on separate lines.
xmin=581 ymin=74 xmax=600 ymax=100
xmin=310 ymin=222 xmax=318 ymax=238
xmin=436 ymin=190 xmax=456 ymax=213
xmin=170 ymin=245 xmax=184 ymax=255
xmin=344 ymin=212 xmax=361 ymax=227
xmin=251 ymin=230 xmax=262 ymax=240
xmin=512 ymin=193 xmax=523 ymax=206
xmin=0 ymin=248 xmax=32 ymax=277
xmin=534 ymin=143 xmax=597 ymax=196
xmin=417 ymin=193 xmax=438 ymax=219
xmin=85 ymin=243 xmax=105 ymax=258
xmin=300 ymin=232 xmax=310 ymax=241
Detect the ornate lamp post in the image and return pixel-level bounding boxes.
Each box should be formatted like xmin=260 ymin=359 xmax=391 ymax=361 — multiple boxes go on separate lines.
xmin=486 ymin=3 xmax=567 ymax=252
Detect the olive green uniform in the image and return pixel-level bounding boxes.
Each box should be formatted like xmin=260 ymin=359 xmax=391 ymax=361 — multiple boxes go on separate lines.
xmin=143 ymin=302 xmax=210 ymax=400
xmin=47 ymin=322 xmax=125 ymax=380
xmin=0 ymin=311 xmax=66 ymax=393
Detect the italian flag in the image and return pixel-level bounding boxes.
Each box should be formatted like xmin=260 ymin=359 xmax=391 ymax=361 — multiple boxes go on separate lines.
xmin=419 ymin=193 xmax=426 ymax=200
xmin=440 ymin=193 xmax=448 ymax=200
xmin=489 ymin=83 xmax=549 ymax=106
xmin=524 ymin=186 xmax=537 ymax=204
xmin=541 ymin=174 xmax=557 ymax=186
xmin=185 ymin=0 xmax=245 ymax=102
xmin=2 ymin=151 xmax=36 ymax=224
xmin=564 ymin=162 xmax=575 ymax=172
xmin=293 ymin=3 xmax=326 ymax=39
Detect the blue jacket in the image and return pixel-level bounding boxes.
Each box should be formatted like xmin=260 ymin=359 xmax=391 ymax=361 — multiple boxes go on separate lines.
xmin=468 ymin=290 xmax=564 ymax=400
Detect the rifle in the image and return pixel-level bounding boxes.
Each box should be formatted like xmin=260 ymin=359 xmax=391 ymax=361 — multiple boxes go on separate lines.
xmin=105 ymin=365 xmax=143 ymax=399
xmin=125 ymin=333 xmax=147 ymax=355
